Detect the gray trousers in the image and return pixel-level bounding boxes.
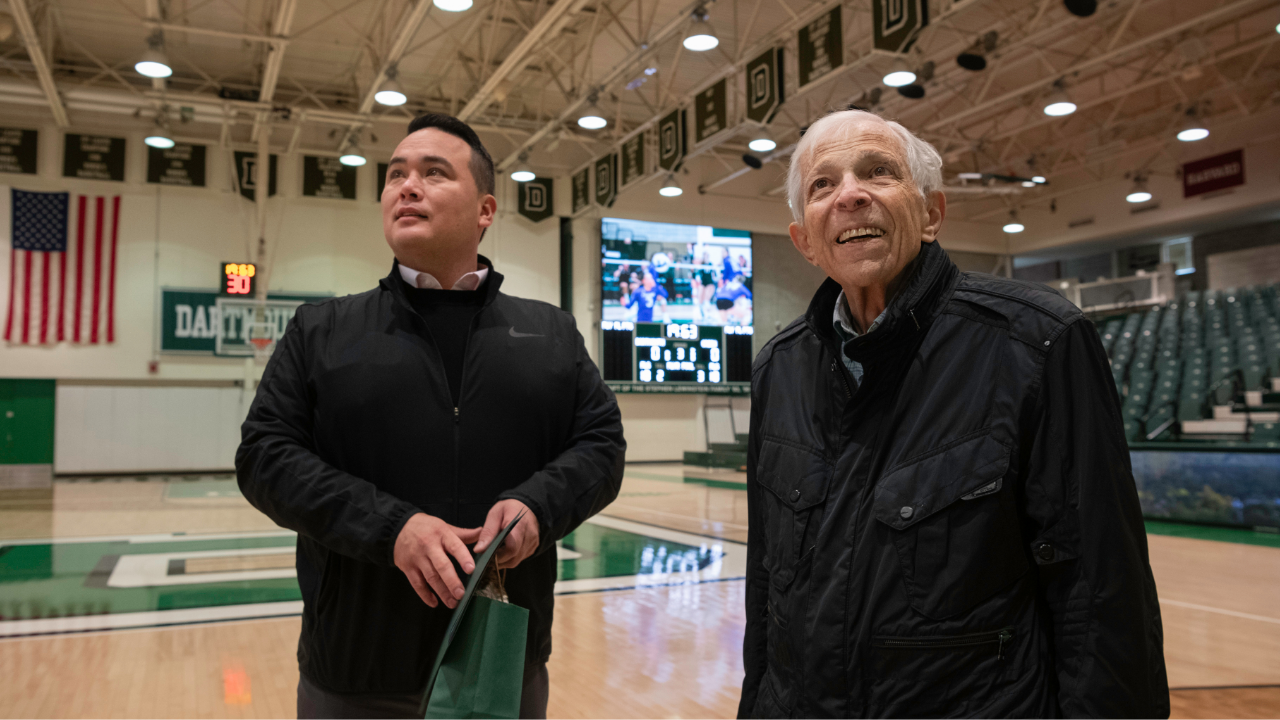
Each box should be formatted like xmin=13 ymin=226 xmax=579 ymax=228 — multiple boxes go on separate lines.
xmin=297 ymin=662 xmax=549 ymax=719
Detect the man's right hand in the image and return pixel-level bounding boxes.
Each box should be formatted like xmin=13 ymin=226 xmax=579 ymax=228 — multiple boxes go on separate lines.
xmin=393 ymin=513 xmax=482 ymax=609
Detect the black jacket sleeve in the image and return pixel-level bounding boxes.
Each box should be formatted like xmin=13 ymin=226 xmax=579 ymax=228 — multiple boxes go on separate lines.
xmin=1022 ymin=319 xmax=1170 ymax=718
xmin=235 ymin=314 xmax=422 ymax=567
xmin=498 ymin=326 xmax=626 ymax=553
xmin=738 ymin=369 xmax=768 ymax=718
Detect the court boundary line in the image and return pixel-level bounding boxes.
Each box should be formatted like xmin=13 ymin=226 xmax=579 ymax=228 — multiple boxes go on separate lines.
xmin=0 ymin=529 xmax=297 ymax=547
xmin=1169 ymin=684 xmax=1280 ymax=691
xmin=1159 ymin=598 xmax=1280 ymax=625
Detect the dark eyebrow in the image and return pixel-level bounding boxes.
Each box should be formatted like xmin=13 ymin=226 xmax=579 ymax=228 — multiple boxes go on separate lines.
xmin=387 ymin=155 xmax=455 ymax=170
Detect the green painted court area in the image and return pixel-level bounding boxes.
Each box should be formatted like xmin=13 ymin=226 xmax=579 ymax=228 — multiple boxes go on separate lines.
xmin=1144 ymin=519 xmax=1280 ymax=549
xmin=0 ymin=534 xmax=299 ymax=621
xmin=555 ymin=521 xmax=718 ymax=582
xmin=0 ymin=523 xmax=716 ymax=622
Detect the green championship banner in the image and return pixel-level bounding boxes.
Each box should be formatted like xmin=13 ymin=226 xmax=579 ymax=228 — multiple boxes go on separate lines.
xmin=159 ymin=288 xmax=329 ymax=355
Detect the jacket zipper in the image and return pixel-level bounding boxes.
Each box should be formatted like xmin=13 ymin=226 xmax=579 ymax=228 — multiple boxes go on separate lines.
xmin=452 ymin=308 xmax=484 ymax=523
xmin=873 ymin=627 xmax=1014 ymax=660
xmin=830 ymin=358 xmax=854 ymax=400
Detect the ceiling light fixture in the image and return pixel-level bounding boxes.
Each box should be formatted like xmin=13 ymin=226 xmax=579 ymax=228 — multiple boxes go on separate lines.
xmin=683 ymin=7 xmax=719 ymax=52
xmin=1003 ymin=210 xmax=1025 ymax=233
xmin=578 ymin=94 xmax=607 ymax=130
xmin=1032 ymin=176 xmax=1047 ymax=184
xmin=144 ymin=124 xmax=175 ymax=149
xmin=1176 ymin=108 xmax=1209 ymax=142
xmin=897 ymin=84 xmax=926 ymax=99
xmin=135 ymin=31 xmax=173 ymax=78
xmin=748 ymin=129 xmax=776 ymax=153
xmin=1126 ymin=177 xmax=1152 ymax=204
xmin=1042 ymin=82 xmax=1076 ymax=117
xmin=511 ymin=155 xmax=535 ymax=183
xmin=433 ymin=0 xmax=473 ymax=12
xmin=339 ymin=139 xmax=367 ymax=167
xmin=883 ymin=58 xmax=916 ymax=87
xmin=1063 ymin=0 xmax=1098 ymax=17
xmin=957 ymin=31 xmax=998 ymax=71
xmin=374 ymin=67 xmax=407 ymax=106
xmin=659 ymin=174 xmax=683 ymax=197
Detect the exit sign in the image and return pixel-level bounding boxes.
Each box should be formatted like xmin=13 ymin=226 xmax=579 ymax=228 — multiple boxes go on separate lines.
xmin=221 ymin=262 xmax=257 ymax=296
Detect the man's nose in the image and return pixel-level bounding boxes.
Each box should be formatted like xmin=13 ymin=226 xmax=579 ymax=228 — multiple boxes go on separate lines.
xmin=399 ymin=172 xmax=423 ymax=200
xmin=834 ymin=174 xmax=871 ymax=211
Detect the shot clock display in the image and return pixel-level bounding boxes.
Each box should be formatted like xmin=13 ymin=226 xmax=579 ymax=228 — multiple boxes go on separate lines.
xmin=221 ymin=262 xmax=257 ymax=296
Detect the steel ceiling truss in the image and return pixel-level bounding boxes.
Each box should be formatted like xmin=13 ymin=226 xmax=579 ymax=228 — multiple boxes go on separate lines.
xmin=0 ymin=0 xmax=1277 ymax=213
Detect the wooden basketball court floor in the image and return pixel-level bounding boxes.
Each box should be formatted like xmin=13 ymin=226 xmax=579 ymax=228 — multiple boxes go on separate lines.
xmin=0 ymin=465 xmax=1277 ymax=719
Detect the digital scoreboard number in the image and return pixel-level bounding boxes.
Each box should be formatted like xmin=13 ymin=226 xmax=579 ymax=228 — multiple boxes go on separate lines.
xmin=601 ymin=321 xmax=753 ymax=391
xmin=221 ymin=262 xmax=257 ymax=296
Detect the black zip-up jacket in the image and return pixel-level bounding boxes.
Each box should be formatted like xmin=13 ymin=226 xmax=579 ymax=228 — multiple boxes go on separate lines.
xmin=739 ymin=240 xmax=1168 ymax=718
xmin=236 ymin=258 xmax=625 ymax=693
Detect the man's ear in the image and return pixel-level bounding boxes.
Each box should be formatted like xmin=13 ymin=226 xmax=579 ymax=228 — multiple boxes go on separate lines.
xmin=921 ymin=191 xmax=946 ymax=244
xmin=478 ymin=194 xmax=497 ymax=230
xmin=789 ymin=221 xmax=820 ymax=267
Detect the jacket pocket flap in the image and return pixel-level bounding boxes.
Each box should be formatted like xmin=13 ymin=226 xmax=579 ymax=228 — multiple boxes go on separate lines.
xmin=873 ymin=432 xmax=1011 ymax=531
xmin=756 ymin=438 xmax=831 ymax=511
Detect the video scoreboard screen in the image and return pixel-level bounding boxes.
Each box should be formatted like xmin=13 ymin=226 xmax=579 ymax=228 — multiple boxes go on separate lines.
xmin=599 ymin=217 xmax=753 ymax=392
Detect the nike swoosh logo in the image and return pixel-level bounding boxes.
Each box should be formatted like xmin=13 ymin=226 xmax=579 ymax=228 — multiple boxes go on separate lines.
xmin=509 ymin=327 xmax=544 ymax=338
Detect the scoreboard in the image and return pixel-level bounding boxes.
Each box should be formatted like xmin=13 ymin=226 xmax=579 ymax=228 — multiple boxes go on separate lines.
xmin=601 ymin=321 xmax=753 ymax=392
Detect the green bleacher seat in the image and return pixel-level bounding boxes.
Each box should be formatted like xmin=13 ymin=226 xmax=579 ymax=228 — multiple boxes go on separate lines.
xmin=1244 ymin=365 xmax=1265 ymax=389
xmin=1253 ymin=422 xmax=1280 ymax=442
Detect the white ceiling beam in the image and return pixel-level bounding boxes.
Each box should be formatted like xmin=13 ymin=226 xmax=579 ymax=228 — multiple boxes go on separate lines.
xmin=251 ymin=0 xmax=299 ymax=142
xmin=259 ymin=0 xmax=300 ymax=103
xmin=357 ymin=0 xmax=435 ymax=115
xmin=143 ymin=21 xmax=286 ymax=45
xmin=458 ymin=0 xmax=590 ymax=120
xmin=9 ymin=0 xmax=69 ymax=127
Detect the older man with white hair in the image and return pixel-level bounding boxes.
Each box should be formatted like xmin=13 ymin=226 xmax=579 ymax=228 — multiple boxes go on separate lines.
xmin=738 ymin=110 xmax=1169 ymax=718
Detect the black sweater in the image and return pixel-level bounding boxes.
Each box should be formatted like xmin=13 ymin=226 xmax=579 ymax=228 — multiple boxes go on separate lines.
xmin=402 ymin=277 xmax=486 ymax=407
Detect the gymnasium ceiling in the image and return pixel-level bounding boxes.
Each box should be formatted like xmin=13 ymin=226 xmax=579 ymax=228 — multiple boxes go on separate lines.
xmin=1 ymin=0 xmax=1279 ymax=227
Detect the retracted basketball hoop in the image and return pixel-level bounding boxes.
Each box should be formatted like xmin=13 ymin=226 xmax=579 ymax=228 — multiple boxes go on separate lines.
xmin=246 ymin=320 xmax=276 ymax=366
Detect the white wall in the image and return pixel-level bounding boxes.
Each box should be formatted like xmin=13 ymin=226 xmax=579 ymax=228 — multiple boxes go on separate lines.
xmin=55 ymin=383 xmax=244 ymax=473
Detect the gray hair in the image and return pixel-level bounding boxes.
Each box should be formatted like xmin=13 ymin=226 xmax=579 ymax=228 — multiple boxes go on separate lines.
xmin=786 ymin=110 xmax=943 ymax=222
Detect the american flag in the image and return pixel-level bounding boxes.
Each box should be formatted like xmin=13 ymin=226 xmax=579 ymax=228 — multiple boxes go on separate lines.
xmin=4 ymin=189 xmax=120 ymax=345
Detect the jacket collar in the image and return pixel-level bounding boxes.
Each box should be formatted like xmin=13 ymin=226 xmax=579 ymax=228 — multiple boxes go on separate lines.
xmin=381 ymin=253 xmax=505 ymax=309
xmin=804 ymin=240 xmax=959 ymax=363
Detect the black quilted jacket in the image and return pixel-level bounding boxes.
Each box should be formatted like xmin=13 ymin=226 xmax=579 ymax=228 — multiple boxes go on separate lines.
xmin=739 ymin=240 xmax=1168 ymax=718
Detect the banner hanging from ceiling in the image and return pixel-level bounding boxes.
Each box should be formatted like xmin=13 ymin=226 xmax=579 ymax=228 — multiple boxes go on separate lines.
xmin=798 ymin=7 xmax=843 ymax=89
xmin=517 ymin=177 xmax=554 ymax=222
xmin=746 ymin=48 xmax=785 ymax=124
xmin=873 ymin=0 xmax=928 ymax=53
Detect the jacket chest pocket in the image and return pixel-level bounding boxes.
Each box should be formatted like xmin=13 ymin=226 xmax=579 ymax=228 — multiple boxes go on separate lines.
xmin=756 ymin=439 xmax=832 ymax=592
xmin=873 ymin=432 xmax=1028 ymax=620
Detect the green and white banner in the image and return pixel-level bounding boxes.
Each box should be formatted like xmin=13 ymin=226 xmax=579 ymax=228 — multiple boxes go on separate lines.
xmin=159 ymin=288 xmax=330 ymax=355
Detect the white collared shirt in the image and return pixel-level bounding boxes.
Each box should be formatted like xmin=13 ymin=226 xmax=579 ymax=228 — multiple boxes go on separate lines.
xmin=398 ymin=262 xmax=489 ymax=291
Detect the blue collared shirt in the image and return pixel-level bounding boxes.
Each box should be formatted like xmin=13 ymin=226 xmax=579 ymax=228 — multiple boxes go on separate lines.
xmin=832 ymin=290 xmax=887 ymax=388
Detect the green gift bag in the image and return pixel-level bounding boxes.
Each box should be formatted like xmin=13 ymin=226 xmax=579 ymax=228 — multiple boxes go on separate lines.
xmin=419 ymin=513 xmax=529 ymax=719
